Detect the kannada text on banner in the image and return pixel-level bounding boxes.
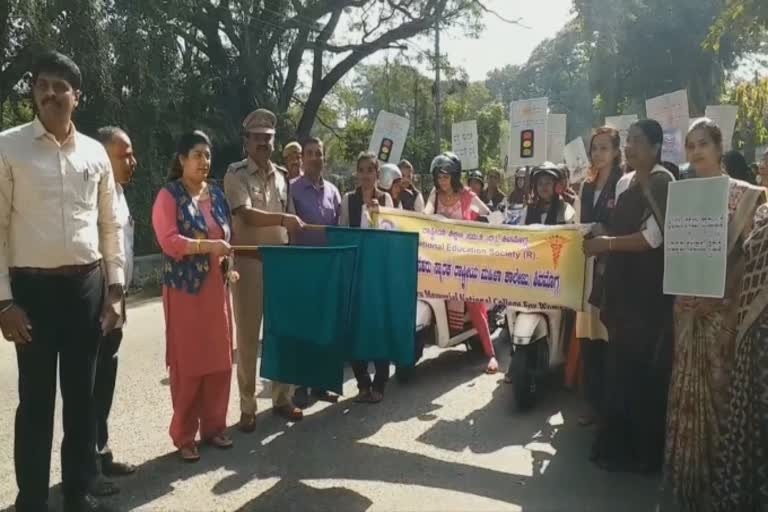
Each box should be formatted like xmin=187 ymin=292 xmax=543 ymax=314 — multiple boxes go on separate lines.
xmin=373 ymin=208 xmax=588 ymax=311
xmin=663 ymin=175 xmax=729 ymax=298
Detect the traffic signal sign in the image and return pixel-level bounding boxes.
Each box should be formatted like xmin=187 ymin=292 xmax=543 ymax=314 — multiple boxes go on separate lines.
xmin=378 ymin=138 xmax=394 ymax=162
xmin=520 ymin=129 xmax=534 ymax=159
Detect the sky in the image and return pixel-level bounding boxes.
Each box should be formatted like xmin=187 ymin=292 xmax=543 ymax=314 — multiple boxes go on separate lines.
xmin=442 ymin=0 xmax=575 ymax=81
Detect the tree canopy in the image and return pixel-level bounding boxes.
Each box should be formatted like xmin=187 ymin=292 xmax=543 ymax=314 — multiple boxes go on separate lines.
xmin=0 ymin=0 xmax=765 ymax=255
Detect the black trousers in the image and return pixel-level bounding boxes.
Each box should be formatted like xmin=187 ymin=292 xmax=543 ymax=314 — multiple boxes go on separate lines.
xmin=600 ymin=321 xmax=672 ymax=470
xmin=11 ymin=267 xmax=103 ymax=510
xmin=351 ymin=360 xmax=390 ymax=393
xmin=94 ymin=328 xmax=122 ymax=453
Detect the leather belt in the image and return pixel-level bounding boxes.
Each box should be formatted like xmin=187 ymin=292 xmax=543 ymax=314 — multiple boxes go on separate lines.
xmin=11 ymin=260 xmax=101 ymax=277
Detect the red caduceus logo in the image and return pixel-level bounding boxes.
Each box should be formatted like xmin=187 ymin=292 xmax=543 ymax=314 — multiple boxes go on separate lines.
xmin=547 ymin=235 xmax=568 ymax=269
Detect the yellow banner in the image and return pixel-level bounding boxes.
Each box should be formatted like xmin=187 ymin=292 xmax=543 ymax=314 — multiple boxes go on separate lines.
xmin=373 ymin=208 xmax=588 ymax=310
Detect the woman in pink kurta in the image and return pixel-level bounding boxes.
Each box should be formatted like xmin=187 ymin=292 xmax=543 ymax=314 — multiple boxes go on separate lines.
xmin=151 ymin=130 xmax=234 ymax=462
xmin=423 ymin=152 xmax=498 ymax=374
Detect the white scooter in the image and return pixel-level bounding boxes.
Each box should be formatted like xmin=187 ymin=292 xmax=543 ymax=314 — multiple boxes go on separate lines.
xmin=488 ymin=210 xmax=571 ymax=411
xmin=504 ymin=304 xmax=569 ymax=410
xmin=397 ymin=299 xmax=489 ymax=383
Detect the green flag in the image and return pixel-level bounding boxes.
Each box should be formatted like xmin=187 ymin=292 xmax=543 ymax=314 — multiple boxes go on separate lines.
xmin=259 ymin=245 xmax=357 ymax=394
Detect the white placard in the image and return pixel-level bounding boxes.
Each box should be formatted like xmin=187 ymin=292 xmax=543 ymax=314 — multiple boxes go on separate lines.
xmin=508 ymin=97 xmax=548 ymax=168
xmin=705 ymin=105 xmax=739 ymax=151
xmin=547 ymin=113 xmax=567 ymax=163
xmin=646 ymin=90 xmax=690 ymax=164
xmin=451 ymin=120 xmax=479 ymax=170
xmin=563 ymin=137 xmax=589 ymax=184
xmin=605 ymin=114 xmax=638 ymax=150
xmin=368 ymin=111 xmax=410 ymax=164
xmin=663 ymin=176 xmax=729 ymax=297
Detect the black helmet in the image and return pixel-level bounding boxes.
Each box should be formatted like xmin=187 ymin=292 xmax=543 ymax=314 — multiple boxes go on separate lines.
xmin=467 ymin=170 xmax=484 ymax=186
xmin=430 ymin=152 xmax=462 ymax=177
xmin=531 ymin=162 xmax=561 ymax=182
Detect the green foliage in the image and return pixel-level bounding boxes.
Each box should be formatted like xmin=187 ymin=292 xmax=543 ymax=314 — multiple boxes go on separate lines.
xmin=706 ymin=0 xmax=768 ymax=52
xmin=725 ymin=77 xmax=768 ymax=158
xmin=338 ymin=117 xmax=374 ymax=164
xmin=0 ymin=0 xmax=484 ymax=255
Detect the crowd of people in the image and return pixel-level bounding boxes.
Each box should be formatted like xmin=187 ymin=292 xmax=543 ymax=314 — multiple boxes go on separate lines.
xmin=1 ymin=50 xmax=767 ymax=512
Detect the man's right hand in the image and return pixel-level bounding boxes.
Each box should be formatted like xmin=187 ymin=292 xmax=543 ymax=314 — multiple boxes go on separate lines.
xmin=0 ymin=302 xmax=32 ymax=344
xmin=282 ymin=214 xmax=304 ymax=234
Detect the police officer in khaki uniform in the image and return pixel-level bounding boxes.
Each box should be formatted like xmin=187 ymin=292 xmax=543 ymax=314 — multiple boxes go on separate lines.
xmin=224 ymin=109 xmax=305 ymax=429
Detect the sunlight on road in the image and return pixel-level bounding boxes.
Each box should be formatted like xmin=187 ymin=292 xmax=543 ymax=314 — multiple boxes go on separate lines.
xmin=357 ymin=372 xmax=563 ymax=479
xmin=301 ymin=479 xmax=523 ymax=512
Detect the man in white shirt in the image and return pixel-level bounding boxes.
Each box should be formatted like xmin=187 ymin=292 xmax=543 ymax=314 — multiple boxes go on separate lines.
xmin=0 ymin=51 xmax=124 ymax=512
xmin=86 ymin=126 xmax=138 ymax=497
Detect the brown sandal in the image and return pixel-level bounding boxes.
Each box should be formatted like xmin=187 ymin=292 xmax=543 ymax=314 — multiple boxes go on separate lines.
xmin=179 ymin=444 xmax=200 ymax=462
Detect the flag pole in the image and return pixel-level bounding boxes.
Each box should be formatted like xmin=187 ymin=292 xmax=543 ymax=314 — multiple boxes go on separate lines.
xmin=231 ymin=224 xmax=327 ymax=252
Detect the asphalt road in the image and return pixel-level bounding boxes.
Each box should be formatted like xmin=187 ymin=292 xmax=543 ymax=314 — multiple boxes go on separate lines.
xmin=0 ymin=297 xmax=661 ymax=511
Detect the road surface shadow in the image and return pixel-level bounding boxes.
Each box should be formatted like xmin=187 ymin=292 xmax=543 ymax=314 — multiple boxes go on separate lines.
xmin=235 ymin=480 xmax=373 ymax=512
xmin=3 ymin=338 xmax=662 ymax=512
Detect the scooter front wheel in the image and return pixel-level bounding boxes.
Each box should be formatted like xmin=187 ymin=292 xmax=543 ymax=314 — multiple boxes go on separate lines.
xmin=511 ymin=345 xmax=536 ymax=411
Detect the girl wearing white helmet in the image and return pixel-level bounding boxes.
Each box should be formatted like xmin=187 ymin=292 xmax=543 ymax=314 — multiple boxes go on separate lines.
xmin=339 ymin=152 xmax=394 ymax=228
xmin=379 ymin=163 xmax=404 ymax=209
xmin=423 ymin=152 xmax=498 ymax=374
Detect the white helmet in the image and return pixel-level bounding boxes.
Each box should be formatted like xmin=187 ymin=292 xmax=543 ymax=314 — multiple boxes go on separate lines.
xmin=379 ymin=163 xmax=403 ymax=190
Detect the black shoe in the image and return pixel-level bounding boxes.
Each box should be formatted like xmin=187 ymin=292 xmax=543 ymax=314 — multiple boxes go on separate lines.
xmin=102 ymin=459 xmax=136 ymax=477
xmin=63 ymin=494 xmax=113 ymax=512
xmin=14 ymin=500 xmax=50 ymax=512
xmin=311 ymin=389 xmax=339 ymax=403
xmin=88 ymin=475 xmax=120 ymax=497
xmin=293 ymin=387 xmax=309 ymax=409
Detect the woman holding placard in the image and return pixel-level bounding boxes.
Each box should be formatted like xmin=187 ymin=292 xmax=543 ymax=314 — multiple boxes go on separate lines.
xmin=663 ymin=118 xmax=765 ymax=511
xmin=583 ymin=120 xmax=675 ymax=474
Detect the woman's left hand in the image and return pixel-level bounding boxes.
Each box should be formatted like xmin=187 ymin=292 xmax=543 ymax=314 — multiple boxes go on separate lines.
xmin=583 ymin=236 xmax=610 ymax=256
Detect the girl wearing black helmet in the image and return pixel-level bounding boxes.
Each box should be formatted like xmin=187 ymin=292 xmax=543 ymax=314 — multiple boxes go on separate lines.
xmin=423 ymin=152 xmax=498 ymax=374
xmin=523 ymin=163 xmax=575 ymax=225
xmin=467 ymin=169 xmax=485 ymax=198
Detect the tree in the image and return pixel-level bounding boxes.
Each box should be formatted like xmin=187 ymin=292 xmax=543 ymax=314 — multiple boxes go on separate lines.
xmin=485 ymin=64 xmax=520 ymax=106
xmin=727 ymin=76 xmax=768 ymax=160
xmin=706 ymin=0 xmax=768 ymax=53
xmin=483 ymin=22 xmax=594 ymax=141
xmin=113 ymin=0 xmax=487 ymax=140
xmin=574 ymin=0 xmax=742 ymax=117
